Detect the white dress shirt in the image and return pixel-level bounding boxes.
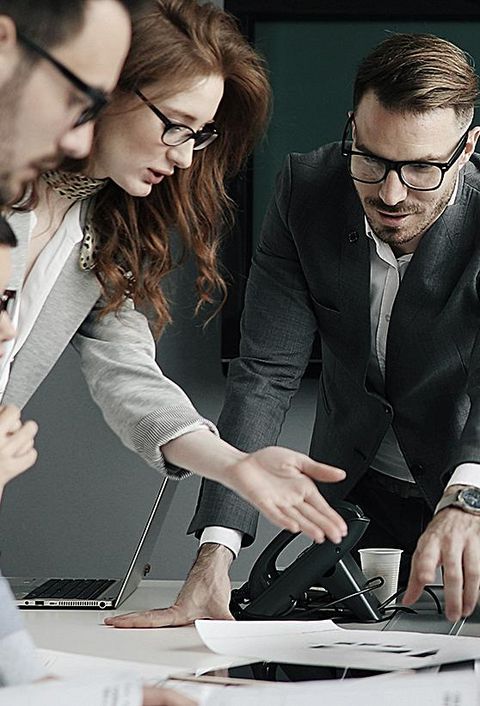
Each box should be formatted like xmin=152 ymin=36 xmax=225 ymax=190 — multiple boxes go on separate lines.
xmin=0 ymin=204 xmax=84 ymax=399
xmin=201 ymin=184 xmax=480 ymax=557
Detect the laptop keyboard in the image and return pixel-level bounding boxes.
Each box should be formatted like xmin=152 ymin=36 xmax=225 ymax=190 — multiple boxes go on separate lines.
xmin=24 ymin=578 xmax=116 ymax=600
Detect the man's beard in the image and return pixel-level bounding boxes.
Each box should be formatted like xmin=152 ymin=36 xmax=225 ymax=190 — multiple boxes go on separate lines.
xmin=364 ymin=181 xmax=455 ymax=248
xmin=0 ymin=67 xmax=25 ymax=206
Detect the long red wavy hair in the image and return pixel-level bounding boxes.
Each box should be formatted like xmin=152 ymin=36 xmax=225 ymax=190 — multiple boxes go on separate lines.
xmin=85 ymin=0 xmax=270 ymax=334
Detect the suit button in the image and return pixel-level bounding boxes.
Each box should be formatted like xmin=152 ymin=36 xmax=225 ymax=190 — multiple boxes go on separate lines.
xmin=383 ymin=405 xmax=391 ymax=415
xmin=411 ymin=463 xmax=425 ymax=475
xmin=348 ymin=231 xmax=359 ymax=243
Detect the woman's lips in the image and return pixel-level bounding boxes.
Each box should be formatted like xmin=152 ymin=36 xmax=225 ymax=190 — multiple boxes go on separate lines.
xmin=144 ymin=168 xmax=166 ymax=185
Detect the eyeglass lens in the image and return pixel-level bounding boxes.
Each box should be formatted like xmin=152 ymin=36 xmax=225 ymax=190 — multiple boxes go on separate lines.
xmin=162 ymin=125 xmax=217 ymax=150
xmin=349 ymin=155 xmax=444 ymax=189
xmin=135 ymin=90 xmax=218 ymax=151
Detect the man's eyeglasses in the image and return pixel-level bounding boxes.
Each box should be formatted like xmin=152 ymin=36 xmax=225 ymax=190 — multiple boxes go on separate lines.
xmin=341 ymin=113 xmax=471 ymax=192
xmin=16 ymin=31 xmax=109 ymax=127
xmin=135 ymin=89 xmax=219 ymax=151
xmin=0 ymin=290 xmax=16 ymax=317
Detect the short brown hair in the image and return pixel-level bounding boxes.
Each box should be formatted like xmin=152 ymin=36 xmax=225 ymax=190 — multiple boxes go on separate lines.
xmin=0 ymin=0 xmax=143 ymax=50
xmin=353 ymin=33 xmax=479 ymax=127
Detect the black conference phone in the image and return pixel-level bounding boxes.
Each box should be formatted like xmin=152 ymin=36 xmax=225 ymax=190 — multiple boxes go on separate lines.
xmin=230 ymin=501 xmax=383 ymax=623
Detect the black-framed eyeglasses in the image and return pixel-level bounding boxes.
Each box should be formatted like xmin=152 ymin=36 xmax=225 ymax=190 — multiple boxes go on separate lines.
xmin=0 ymin=290 xmax=16 ymax=317
xmin=16 ymin=31 xmax=109 ymax=127
xmin=341 ymin=113 xmax=471 ymax=192
xmin=135 ymin=89 xmax=219 ymax=151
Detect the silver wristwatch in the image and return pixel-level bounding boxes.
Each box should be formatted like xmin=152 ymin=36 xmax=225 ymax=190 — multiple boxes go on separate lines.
xmin=435 ymin=486 xmax=480 ymax=516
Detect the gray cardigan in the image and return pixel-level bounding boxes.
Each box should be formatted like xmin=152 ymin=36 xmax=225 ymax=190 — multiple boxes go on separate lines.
xmin=5 ymin=206 xmax=217 ymax=477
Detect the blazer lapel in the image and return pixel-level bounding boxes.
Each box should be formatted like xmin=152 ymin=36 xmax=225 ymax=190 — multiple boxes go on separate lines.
xmin=3 ymin=245 xmax=101 ymax=408
xmin=338 ymin=197 xmax=372 ymax=384
xmin=386 ymin=174 xmax=467 ymax=371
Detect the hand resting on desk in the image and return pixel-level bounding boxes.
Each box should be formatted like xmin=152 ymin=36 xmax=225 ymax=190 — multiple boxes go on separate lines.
xmin=105 ymin=543 xmax=233 ymax=628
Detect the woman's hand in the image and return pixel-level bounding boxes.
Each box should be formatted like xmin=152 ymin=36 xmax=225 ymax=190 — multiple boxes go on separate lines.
xmin=162 ymin=430 xmax=347 ymax=543
xmin=0 ymin=405 xmax=38 ymax=500
xmin=223 ymin=446 xmax=347 ymax=543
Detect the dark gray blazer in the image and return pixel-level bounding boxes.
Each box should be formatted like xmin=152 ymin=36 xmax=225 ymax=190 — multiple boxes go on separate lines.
xmin=189 ymin=143 xmax=480 ymax=545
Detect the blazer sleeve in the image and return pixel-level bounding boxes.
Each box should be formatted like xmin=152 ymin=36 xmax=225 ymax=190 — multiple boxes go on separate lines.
xmin=447 ymin=326 xmax=480 ymax=481
xmin=71 ymin=297 xmax=217 ymax=478
xmin=188 ymin=154 xmax=319 ymax=544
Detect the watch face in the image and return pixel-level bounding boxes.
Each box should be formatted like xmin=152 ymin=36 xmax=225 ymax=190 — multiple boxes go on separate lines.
xmin=459 ymin=487 xmax=480 ymax=510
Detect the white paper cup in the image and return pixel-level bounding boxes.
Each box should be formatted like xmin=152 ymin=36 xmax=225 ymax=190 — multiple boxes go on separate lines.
xmin=358 ymin=548 xmax=403 ymax=605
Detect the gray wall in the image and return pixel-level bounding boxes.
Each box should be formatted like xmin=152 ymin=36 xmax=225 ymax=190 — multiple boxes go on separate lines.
xmin=0 ymin=251 xmax=316 ymax=582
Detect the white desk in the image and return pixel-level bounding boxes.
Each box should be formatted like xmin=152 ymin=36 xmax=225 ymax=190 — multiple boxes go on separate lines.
xmin=22 ymin=580 xmax=238 ymax=673
xmin=22 ymin=579 xmax=480 ymax=675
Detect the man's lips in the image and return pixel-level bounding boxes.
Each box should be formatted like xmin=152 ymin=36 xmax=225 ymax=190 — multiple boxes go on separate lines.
xmin=375 ymin=209 xmax=413 ymax=225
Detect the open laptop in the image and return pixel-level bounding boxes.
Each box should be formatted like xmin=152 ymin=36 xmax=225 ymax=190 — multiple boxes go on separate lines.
xmin=8 ymin=477 xmax=176 ymax=609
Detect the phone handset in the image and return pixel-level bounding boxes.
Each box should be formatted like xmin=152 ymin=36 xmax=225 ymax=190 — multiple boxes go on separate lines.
xmin=230 ymin=501 xmax=382 ymax=622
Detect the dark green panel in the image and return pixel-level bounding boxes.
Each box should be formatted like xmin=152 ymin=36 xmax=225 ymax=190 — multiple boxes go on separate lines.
xmin=253 ymin=21 xmax=480 ymax=242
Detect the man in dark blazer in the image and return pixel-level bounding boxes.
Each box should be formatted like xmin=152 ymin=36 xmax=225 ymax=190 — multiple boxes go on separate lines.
xmin=108 ymin=32 xmax=480 ymax=629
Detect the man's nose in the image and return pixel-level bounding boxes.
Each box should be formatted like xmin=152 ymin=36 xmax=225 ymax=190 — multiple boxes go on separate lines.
xmin=59 ymin=122 xmax=95 ymax=160
xmin=378 ymin=169 xmax=408 ymax=206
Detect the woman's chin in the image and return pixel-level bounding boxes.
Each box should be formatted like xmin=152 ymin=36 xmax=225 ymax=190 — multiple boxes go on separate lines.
xmin=114 ymin=177 xmax=153 ymax=197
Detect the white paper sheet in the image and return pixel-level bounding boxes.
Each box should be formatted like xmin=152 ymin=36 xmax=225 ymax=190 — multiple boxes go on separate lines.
xmin=186 ymin=670 xmax=478 ymax=706
xmin=196 ymin=619 xmax=480 ymax=671
xmin=38 ymin=648 xmax=180 ymax=681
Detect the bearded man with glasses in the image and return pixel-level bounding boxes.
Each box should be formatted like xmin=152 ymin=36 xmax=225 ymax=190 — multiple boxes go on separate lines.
xmin=174 ymin=32 xmax=480 ymax=633
xmin=0 ymin=0 xmax=134 ymax=205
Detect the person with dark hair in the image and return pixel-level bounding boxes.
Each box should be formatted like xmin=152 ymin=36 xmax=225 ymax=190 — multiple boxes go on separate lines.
xmin=0 ymin=0 xmax=134 ymax=490
xmin=0 ymin=0 xmax=133 ymax=206
xmin=0 ymin=2 xmax=199 ymax=704
xmin=113 ymin=32 xmax=480 ymax=630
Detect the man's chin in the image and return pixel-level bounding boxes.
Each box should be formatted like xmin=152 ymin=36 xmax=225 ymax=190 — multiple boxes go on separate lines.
xmin=0 ymin=176 xmax=18 ymax=207
xmin=0 ymin=170 xmax=38 ymax=206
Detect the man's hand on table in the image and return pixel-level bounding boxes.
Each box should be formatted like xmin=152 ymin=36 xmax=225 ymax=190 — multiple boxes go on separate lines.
xmin=403 ymin=488 xmax=480 ymax=621
xmin=104 ymin=543 xmax=234 ymax=628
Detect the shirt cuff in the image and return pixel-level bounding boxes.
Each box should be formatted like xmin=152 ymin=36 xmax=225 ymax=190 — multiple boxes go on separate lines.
xmin=446 ymin=464 xmax=480 ymax=490
xmin=199 ymin=526 xmax=243 ymax=558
